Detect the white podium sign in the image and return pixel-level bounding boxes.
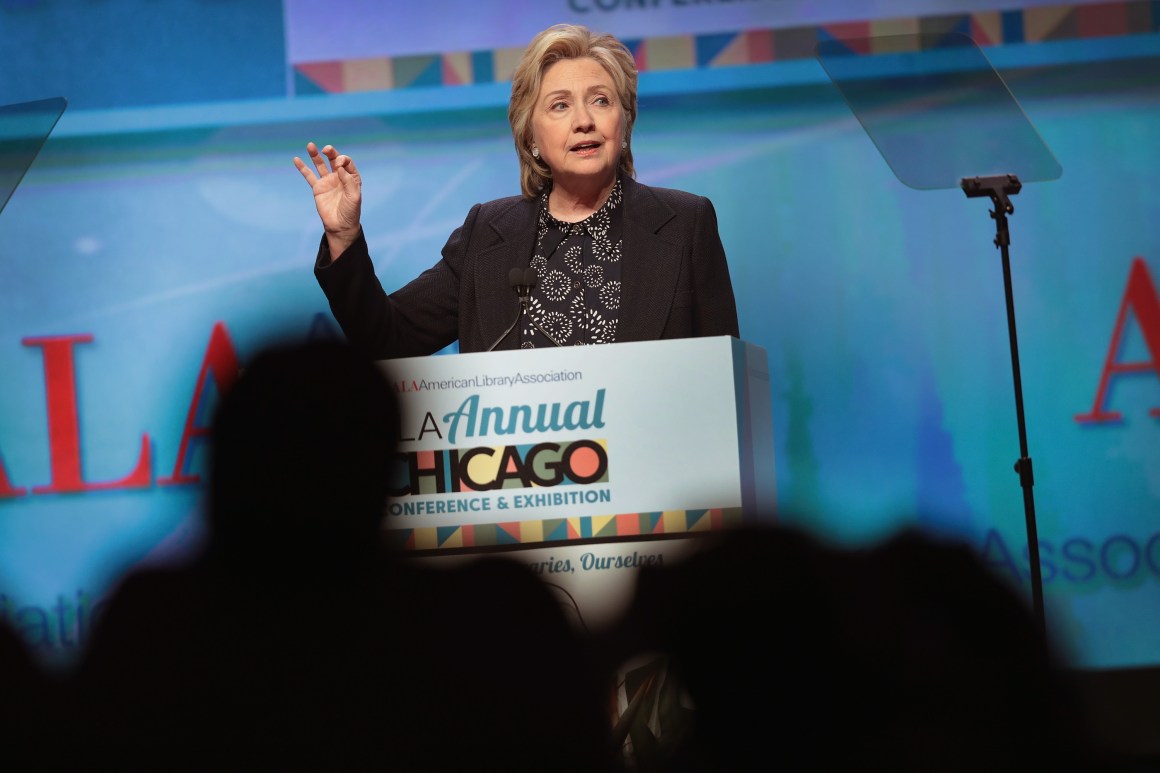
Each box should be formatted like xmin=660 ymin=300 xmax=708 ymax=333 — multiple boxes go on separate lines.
xmin=378 ymin=336 xmax=775 ymax=552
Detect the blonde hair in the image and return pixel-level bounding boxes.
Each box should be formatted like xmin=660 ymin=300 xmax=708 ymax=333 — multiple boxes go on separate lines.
xmin=509 ymin=24 xmax=638 ymax=199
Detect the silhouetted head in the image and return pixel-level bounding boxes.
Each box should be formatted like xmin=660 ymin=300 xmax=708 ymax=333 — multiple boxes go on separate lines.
xmin=615 ymin=524 xmax=848 ymax=770
xmin=207 ymin=338 xmax=399 ymax=573
xmin=842 ymin=529 xmax=1092 ymax=769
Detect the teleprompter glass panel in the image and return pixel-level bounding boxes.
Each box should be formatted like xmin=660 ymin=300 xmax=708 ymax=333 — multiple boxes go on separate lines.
xmin=816 ymin=34 xmax=1060 ymax=190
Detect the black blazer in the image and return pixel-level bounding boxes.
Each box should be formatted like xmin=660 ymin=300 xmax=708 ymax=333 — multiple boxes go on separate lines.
xmin=314 ymin=174 xmax=739 ymax=358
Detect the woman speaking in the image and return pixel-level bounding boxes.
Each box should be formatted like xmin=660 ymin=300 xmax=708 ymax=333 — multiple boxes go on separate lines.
xmin=295 ymin=23 xmax=739 ymax=357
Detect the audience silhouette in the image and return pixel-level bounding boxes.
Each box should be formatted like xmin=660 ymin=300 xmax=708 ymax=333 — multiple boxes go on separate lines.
xmin=64 ymin=337 xmax=620 ymax=771
xmin=602 ymin=523 xmax=1108 ymax=772
xmin=0 ymin=338 xmax=1140 ymax=770
xmin=0 ymin=617 xmax=62 ymax=768
xmin=67 ymin=338 xmax=409 ymax=769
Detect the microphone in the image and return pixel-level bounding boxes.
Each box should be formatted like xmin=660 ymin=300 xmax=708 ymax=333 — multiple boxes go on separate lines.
xmin=509 ymin=266 xmax=535 ymax=303
xmin=484 ymin=268 xmax=563 ymax=351
xmin=484 ymin=267 xmax=537 ymax=352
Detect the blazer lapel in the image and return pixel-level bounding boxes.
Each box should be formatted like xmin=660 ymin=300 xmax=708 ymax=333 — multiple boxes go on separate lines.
xmin=472 ymin=196 xmax=539 ymax=351
xmin=619 ymin=176 xmax=681 ymax=342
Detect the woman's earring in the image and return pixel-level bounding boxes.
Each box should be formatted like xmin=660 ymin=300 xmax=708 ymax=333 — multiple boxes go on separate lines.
xmin=622 ymin=140 xmax=627 ymax=149
xmin=531 ymin=146 xmax=540 ymax=159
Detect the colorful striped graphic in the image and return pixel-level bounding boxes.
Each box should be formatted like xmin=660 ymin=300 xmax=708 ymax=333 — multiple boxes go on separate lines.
xmin=386 ymin=507 xmax=743 ymax=551
xmin=293 ymin=2 xmax=1159 ymax=95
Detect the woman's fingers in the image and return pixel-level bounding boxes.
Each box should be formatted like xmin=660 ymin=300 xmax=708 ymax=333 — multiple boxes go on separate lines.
xmin=311 ymin=143 xmax=332 ymax=175
xmin=292 ymin=155 xmax=318 ymax=185
xmin=294 ymin=143 xmax=359 ymax=189
xmin=335 ymin=154 xmax=359 ymax=179
xmin=310 ymin=144 xmax=356 ymax=173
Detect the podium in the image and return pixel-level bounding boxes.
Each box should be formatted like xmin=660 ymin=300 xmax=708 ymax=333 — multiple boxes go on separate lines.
xmin=378 ymin=336 xmax=776 ymax=627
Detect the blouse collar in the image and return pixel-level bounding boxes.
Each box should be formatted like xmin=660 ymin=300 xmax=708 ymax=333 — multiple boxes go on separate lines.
xmin=538 ymin=176 xmax=624 ymax=234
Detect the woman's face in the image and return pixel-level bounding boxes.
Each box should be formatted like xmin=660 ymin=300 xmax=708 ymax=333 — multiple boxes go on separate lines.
xmin=530 ymin=57 xmax=625 ymax=194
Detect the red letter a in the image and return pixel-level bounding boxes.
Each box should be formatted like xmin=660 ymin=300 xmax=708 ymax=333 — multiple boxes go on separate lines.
xmin=22 ymin=334 xmax=152 ymax=493
xmin=1075 ymin=258 xmax=1160 ymax=423
xmin=159 ymin=322 xmax=240 ymax=485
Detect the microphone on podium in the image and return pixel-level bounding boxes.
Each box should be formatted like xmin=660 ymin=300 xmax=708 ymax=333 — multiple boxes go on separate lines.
xmin=485 ymin=268 xmax=564 ymax=352
xmin=509 ymin=266 xmax=535 ymax=303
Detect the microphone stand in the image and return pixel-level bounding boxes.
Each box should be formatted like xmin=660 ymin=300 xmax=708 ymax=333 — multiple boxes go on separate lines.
xmin=485 ymin=268 xmax=567 ymax=351
xmin=485 ymin=268 xmax=535 ymax=352
xmin=961 ymin=173 xmax=1044 ymax=637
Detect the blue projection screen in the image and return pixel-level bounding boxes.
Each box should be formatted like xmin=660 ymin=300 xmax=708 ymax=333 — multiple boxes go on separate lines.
xmin=0 ymin=0 xmax=1158 ymax=671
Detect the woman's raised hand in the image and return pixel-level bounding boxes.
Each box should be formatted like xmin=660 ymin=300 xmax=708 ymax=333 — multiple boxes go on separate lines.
xmin=293 ymin=142 xmax=363 ymax=259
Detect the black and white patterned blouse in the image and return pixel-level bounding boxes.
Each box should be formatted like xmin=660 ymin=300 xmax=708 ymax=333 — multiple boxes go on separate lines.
xmin=521 ymin=178 xmax=623 ymax=348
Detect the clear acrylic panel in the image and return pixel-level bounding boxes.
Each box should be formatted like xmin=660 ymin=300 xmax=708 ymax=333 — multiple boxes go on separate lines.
xmin=816 ymin=33 xmax=1061 ymax=190
xmin=0 ymin=97 xmax=68 ymax=217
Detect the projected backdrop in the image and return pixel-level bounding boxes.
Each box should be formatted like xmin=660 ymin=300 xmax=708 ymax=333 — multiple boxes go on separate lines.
xmin=0 ymin=0 xmax=1157 ymax=670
